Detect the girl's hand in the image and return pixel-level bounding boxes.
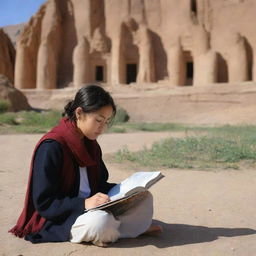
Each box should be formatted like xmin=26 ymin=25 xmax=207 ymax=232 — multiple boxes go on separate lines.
xmin=84 ymin=192 xmax=110 ymax=210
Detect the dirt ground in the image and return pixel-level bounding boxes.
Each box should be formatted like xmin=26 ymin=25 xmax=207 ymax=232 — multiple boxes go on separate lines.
xmin=1 ymin=132 xmax=256 ymax=256
xmin=1 ymin=84 xmax=256 ymax=255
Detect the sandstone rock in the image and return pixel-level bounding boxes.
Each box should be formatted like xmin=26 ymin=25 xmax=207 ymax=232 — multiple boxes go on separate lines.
xmin=135 ymin=25 xmax=155 ymax=83
xmin=73 ymin=37 xmax=90 ymax=88
xmin=168 ymin=41 xmax=185 ymax=86
xmin=194 ymin=50 xmax=218 ymax=86
xmin=15 ymin=3 xmax=46 ymax=89
xmin=2 ymin=23 xmax=25 ymax=46
xmin=36 ymin=0 xmax=62 ymax=90
xmin=0 ymin=29 xmax=15 ymax=83
xmin=0 ymin=75 xmax=31 ymax=111
xmin=228 ymin=33 xmax=248 ymax=83
xmin=90 ymin=28 xmax=110 ymax=54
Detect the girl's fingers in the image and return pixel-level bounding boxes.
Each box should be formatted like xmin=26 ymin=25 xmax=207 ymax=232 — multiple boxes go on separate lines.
xmin=96 ymin=192 xmax=110 ymax=201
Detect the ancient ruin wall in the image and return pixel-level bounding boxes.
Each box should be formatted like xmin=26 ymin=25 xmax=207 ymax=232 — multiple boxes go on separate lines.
xmin=13 ymin=0 xmax=256 ymax=89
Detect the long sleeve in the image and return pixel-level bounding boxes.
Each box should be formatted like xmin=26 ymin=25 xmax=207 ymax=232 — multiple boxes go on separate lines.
xmin=32 ymin=140 xmax=85 ymax=221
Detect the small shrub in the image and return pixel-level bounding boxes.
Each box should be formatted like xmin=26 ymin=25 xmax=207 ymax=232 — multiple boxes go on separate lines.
xmin=114 ymin=107 xmax=130 ymax=124
xmin=0 ymin=99 xmax=10 ymax=113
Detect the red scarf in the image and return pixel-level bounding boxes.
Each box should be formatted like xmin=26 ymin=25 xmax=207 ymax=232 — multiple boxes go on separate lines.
xmin=9 ymin=118 xmax=101 ymax=238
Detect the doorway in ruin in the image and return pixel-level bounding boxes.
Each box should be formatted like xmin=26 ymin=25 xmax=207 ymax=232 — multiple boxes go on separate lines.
xmin=94 ymin=64 xmax=106 ymax=82
xmin=126 ymin=64 xmax=137 ymax=84
xmin=91 ymin=58 xmax=107 ymax=83
xmin=184 ymin=51 xmax=194 ymax=85
xmin=95 ymin=65 xmax=104 ymax=82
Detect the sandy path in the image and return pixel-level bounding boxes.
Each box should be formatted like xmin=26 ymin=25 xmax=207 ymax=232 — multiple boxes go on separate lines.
xmin=0 ymin=132 xmax=256 ymax=256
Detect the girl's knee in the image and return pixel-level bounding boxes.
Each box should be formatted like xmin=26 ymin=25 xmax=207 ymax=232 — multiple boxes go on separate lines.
xmin=91 ymin=210 xmax=119 ymax=231
xmin=70 ymin=210 xmax=120 ymax=243
xmin=88 ymin=210 xmax=120 ymax=243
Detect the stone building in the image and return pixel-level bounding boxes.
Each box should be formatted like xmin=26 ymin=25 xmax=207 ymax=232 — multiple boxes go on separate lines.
xmin=13 ymin=0 xmax=256 ymax=89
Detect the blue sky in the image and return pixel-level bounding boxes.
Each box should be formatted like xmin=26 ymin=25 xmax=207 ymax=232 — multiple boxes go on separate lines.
xmin=0 ymin=0 xmax=47 ymax=27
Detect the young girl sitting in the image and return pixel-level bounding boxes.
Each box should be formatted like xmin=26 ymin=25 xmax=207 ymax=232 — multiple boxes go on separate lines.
xmin=9 ymin=85 xmax=162 ymax=246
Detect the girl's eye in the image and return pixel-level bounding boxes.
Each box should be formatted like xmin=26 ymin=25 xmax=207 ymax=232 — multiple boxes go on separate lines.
xmin=95 ymin=118 xmax=111 ymax=127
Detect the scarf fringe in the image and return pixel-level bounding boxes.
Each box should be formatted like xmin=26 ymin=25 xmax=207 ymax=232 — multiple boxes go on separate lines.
xmin=8 ymin=225 xmax=30 ymax=238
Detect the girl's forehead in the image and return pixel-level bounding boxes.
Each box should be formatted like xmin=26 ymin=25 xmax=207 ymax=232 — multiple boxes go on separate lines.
xmin=92 ymin=105 xmax=113 ymax=118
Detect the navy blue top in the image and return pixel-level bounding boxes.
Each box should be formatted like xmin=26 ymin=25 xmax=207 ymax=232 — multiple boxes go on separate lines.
xmin=25 ymin=140 xmax=116 ymax=243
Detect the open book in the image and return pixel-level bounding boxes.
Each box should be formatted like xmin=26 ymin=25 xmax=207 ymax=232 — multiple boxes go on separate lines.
xmin=89 ymin=171 xmax=164 ymax=216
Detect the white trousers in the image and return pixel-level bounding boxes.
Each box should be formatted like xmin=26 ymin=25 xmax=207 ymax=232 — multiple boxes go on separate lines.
xmin=70 ymin=192 xmax=153 ymax=244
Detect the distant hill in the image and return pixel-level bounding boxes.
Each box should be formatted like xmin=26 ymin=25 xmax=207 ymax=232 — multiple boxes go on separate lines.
xmin=2 ymin=23 xmax=26 ymax=47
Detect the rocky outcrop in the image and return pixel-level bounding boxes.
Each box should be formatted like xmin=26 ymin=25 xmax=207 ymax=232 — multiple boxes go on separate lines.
xmin=0 ymin=29 xmax=15 ymax=83
xmin=0 ymin=75 xmax=31 ymax=111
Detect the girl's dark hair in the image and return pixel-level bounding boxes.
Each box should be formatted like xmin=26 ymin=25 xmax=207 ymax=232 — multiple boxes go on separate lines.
xmin=63 ymin=85 xmax=116 ymax=122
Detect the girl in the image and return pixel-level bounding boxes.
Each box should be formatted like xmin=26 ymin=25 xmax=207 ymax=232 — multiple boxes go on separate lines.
xmin=9 ymin=85 xmax=162 ymax=246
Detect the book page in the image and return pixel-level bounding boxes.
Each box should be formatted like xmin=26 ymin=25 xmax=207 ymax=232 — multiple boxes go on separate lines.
xmin=108 ymin=171 xmax=162 ymax=200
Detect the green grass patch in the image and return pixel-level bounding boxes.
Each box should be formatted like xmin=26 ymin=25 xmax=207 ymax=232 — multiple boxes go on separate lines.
xmin=122 ymin=122 xmax=186 ymax=132
xmin=0 ymin=109 xmax=189 ymax=134
xmin=0 ymin=110 xmax=61 ymax=134
xmin=0 ymin=109 xmax=256 ymax=170
xmin=108 ymin=122 xmax=189 ymax=133
xmin=113 ymin=125 xmax=256 ymax=170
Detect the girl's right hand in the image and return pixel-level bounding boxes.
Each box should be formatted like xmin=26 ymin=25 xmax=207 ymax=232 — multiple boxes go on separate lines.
xmin=84 ymin=192 xmax=110 ymax=210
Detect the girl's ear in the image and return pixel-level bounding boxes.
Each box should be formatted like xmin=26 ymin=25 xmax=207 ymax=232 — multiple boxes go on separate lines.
xmin=75 ymin=107 xmax=83 ymax=120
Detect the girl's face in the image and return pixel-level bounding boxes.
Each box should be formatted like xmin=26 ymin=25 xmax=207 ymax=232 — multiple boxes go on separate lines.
xmin=75 ymin=105 xmax=114 ymax=140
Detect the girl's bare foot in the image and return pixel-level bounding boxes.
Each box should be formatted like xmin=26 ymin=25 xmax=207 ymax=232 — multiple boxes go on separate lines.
xmin=92 ymin=240 xmax=109 ymax=247
xmin=143 ymin=224 xmax=163 ymax=236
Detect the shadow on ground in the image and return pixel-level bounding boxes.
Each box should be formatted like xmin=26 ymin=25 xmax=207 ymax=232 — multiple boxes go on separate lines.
xmin=111 ymin=220 xmax=256 ymax=248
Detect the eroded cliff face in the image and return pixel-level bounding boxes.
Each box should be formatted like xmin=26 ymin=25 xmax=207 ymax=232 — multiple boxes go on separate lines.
xmin=0 ymin=29 xmax=15 ymax=83
xmin=13 ymin=0 xmax=256 ymax=89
